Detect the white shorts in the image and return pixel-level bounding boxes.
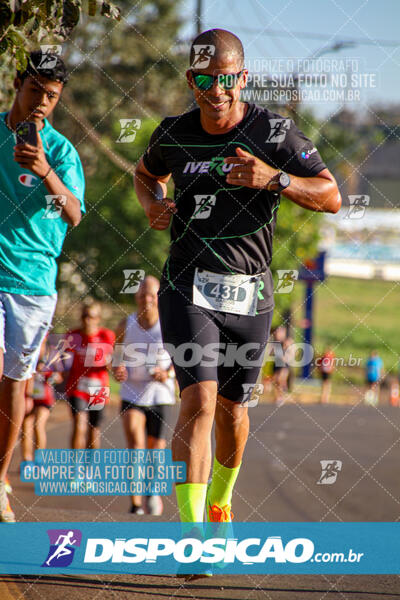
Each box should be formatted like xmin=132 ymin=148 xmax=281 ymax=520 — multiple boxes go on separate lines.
xmin=0 ymin=291 xmax=57 ymax=380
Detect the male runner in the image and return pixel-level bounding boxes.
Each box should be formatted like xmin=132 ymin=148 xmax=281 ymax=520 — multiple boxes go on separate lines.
xmin=135 ymin=28 xmax=340 ymax=525
xmin=0 ymin=50 xmax=85 ymax=522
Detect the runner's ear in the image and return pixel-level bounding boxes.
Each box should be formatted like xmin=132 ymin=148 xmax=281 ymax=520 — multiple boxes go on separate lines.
xmin=186 ymin=70 xmax=194 ymax=89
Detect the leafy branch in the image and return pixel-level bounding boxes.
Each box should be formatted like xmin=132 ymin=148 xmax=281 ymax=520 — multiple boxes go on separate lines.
xmin=0 ymin=0 xmax=120 ymax=70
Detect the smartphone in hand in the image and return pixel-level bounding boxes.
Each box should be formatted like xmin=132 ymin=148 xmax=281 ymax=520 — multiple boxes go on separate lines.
xmin=16 ymin=122 xmax=37 ymax=146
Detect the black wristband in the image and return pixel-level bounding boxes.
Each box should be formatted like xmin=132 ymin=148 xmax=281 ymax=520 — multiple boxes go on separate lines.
xmin=41 ymin=166 xmax=53 ymax=180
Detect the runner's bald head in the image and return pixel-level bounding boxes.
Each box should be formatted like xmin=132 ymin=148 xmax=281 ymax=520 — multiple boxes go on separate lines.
xmin=190 ymin=29 xmax=244 ymax=70
xmin=136 ymin=275 xmax=159 ymax=312
xmin=139 ymin=275 xmax=160 ymax=292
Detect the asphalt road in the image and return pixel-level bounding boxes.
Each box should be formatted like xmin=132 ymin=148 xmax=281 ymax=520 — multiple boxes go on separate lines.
xmin=1 ymin=399 xmax=400 ymax=599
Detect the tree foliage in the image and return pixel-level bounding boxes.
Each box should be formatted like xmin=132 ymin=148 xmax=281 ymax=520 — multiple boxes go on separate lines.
xmin=0 ymin=0 xmax=121 ymax=106
xmin=55 ymin=0 xmax=187 ymax=309
xmin=58 ymin=118 xmax=171 ymax=308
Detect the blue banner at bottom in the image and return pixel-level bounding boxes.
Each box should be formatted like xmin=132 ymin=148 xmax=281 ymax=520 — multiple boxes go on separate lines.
xmin=0 ymin=522 xmax=398 ymax=575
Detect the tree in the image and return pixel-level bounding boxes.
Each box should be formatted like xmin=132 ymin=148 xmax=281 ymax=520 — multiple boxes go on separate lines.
xmin=0 ymin=0 xmax=186 ymax=317
xmin=57 ymin=117 xmax=171 ymax=312
xmin=0 ymin=0 xmax=120 ymax=106
xmin=54 ymin=0 xmax=187 ymax=311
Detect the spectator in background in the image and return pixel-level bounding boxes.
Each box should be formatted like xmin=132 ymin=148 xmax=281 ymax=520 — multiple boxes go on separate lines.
xmin=283 ymin=335 xmax=295 ymax=393
xmin=0 ymin=50 xmax=85 ymax=522
xmin=318 ymin=347 xmax=335 ymax=404
xmin=114 ymin=276 xmax=175 ymax=516
xmin=65 ymin=302 xmax=115 ymax=449
xmin=21 ymin=337 xmax=63 ymax=462
xmin=272 ymin=326 xmax=290 ymax=405
xmin=365 ymin=350 xmax=384 ymax=405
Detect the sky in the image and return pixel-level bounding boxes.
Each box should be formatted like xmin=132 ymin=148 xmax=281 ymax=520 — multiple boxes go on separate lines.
xmin=181 ymin=0 xmax=400 ymax=118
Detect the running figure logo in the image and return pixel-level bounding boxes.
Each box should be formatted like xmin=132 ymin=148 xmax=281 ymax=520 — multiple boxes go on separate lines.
xmin=116 ymin=119 xmax=141 ymax=143
xmin=275 ymin=270 xmax=298 ymax=294
xmin=344 ymin=195 xmax=370 ymax=219
xmin=317 ymin=460 xmax=343 ymax=485
xmin=44 ymin=334 xmax=76 ymax=369
xmin=120 ymin=269 xmax=145 ymax=293
xmin=42 ymin=529 xmax=82 ymax=567
xmin=193 ymin=195 xmax=216 ymax=219
xmin=241 ymin=384 xmax=264 ymax=407
xmin=38 ymin=45 xmax=62 ymax=69
xmin=191 ymin=44 xmax=215 ymax=68
xmin=87 ymin=386 xmax=109 ymax=411
xmin=266 ymin=118 xmax=291 ymax=143
xmin=42 ymin=195 xmax=67 ymax=219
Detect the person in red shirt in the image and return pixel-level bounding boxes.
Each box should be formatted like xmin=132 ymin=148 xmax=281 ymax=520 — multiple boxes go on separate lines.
xmin=65 ymin=302 xmax=115 ymax=449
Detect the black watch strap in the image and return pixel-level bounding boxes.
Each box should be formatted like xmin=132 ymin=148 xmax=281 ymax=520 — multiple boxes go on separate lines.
xmin=267 ymin=171 xmax=290 ymax=193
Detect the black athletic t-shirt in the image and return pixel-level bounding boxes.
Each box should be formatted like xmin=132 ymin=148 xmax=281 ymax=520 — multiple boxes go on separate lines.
xmin=143 ymin=103 xmax=326 ymax=312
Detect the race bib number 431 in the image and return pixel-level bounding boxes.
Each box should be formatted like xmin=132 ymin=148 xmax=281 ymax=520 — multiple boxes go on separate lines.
xmin=193 ymin=269 xmax=260 ymax=316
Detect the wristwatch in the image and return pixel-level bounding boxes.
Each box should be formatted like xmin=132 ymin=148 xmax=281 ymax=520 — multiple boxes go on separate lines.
xmin=267 ymin=171 xmax=291 ymax=193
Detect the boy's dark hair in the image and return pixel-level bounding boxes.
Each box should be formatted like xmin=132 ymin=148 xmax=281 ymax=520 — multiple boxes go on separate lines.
xmin=16 ymin=50 xmax=68 ymax=85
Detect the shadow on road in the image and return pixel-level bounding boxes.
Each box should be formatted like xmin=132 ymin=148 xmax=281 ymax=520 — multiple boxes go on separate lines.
xmin=1 ymin=574 xmax=400 ymax=599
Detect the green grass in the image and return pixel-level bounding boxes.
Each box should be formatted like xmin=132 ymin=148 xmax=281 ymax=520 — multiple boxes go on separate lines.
xmin=292 ymin=276 xmax=400 ymax=379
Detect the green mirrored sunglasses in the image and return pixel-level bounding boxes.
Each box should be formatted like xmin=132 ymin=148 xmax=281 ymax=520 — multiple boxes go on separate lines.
xmin=192 ymin=70 xmax=244 ymax=91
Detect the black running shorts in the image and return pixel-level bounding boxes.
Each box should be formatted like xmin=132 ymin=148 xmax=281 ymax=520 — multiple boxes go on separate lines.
xmin=68 ymin=395 xmax=104 ymax=428
xmin=158 ymin=288 xmax=272 ymax=403
xmin=120 ymin=401 xmax=166 ymax=439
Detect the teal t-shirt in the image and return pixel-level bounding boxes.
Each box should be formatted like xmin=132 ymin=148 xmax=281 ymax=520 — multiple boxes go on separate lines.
xmin=0 ymin=112 xmax=85 ymax=295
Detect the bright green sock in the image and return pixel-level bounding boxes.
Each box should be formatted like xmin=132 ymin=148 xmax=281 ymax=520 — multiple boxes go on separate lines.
xmin=175 ymin=483 xmax=207 ymax=522
xmin=207 ymin=458 xmax=241 ymax=508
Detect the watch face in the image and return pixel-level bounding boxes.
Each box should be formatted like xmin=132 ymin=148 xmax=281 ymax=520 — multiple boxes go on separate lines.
xmin=279 ymin=172 xmax=290 ymax=188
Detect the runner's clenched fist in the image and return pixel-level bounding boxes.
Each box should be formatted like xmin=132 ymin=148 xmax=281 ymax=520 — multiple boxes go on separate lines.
xmin=146 ymin=198 xmax=176 ymax=230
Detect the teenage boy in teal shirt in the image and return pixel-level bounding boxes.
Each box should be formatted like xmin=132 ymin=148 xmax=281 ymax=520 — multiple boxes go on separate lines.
xmin=0 ymin=50 xmax=85 ymax=521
